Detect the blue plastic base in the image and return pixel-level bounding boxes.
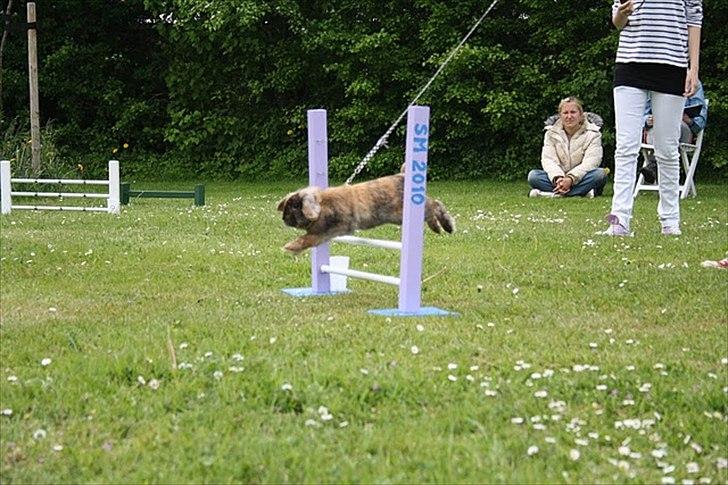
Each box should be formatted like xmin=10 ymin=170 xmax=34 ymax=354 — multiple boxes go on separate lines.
xmin=282 ymin=287 xmax=351 ymax=297
xmin=368 ymin=306 xmax=457 ymax=317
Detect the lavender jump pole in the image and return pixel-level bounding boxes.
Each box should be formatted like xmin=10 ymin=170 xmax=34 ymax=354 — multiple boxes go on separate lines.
xmin=282 ymin=106 xmax=454 ymax=317
xmin=281 ymin=110 xmax=341 ymax=297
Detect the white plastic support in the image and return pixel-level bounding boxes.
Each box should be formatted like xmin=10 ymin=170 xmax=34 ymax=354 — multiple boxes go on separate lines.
xmin=107 ymin=160 xmax=120 ymax=214
xmin=0 ymin=161 xmax=11 ymax=214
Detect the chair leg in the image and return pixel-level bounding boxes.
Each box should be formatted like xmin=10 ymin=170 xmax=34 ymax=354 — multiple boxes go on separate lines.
xmin=680 ymin=148 xmax=698 ymax=199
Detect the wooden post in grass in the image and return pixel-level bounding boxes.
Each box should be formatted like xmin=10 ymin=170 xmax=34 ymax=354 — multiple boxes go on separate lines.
xmin=27 ymin=2 xmax=41 ymax=174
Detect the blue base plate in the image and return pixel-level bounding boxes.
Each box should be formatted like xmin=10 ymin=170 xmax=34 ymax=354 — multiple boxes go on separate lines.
xmin=282 ymin=287 xmax=351 ymax=297
xmin=368 ymin=306 xmax=458 ymax=317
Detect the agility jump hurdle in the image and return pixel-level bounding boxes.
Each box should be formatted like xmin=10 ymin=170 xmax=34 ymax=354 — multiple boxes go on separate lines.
xmin=0 ymin=160 xmax=120 ymax=214
xmin=120 ymin=183 xmax=205 ymax=207
xmin=282 ymin=107 xmax=454 ymax=317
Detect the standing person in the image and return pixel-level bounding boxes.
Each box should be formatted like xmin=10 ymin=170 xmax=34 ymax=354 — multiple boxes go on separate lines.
xmin=603 ymin=0 xmax=703 ymax=236
xmin=527 ymin=96 xmax=607 ymax=198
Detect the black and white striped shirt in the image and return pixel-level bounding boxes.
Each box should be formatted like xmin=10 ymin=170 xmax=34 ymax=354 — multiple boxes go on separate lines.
xmin=612 ymin=0 xmax=703 ymax=68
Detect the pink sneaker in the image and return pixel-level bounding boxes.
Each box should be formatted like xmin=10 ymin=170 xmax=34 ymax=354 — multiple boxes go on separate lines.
xmin=599 ymin=214 xmax=631 ymax=236
xmin=701 ymin=258 xmax=728 ymax=269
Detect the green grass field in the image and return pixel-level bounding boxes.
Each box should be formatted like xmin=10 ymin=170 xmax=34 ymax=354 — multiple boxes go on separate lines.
xmin=1 ymin=180 xmax=726 ymax=483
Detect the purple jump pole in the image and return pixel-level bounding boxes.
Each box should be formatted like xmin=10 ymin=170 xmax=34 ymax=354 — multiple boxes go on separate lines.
xmin=308 ymin=109 xmax=331 ymax=294
xmin=282 ymin=109 xmax=345 ymax=297
xmin=369 ymin=106 xmax=454 ymax=317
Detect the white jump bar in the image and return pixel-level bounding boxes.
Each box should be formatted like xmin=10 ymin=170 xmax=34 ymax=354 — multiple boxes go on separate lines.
xmin=12 ymin=205 xmax=107 ymax=212
xmin=11 ymin=191 xmax=109 ymax=199
xmin=332 ymin=235 xmax=402 ymax=251
xmin=11 ymin=178 xmax=109 ymax=185
xmin=320 ymin=265 xmax=400 ymax=287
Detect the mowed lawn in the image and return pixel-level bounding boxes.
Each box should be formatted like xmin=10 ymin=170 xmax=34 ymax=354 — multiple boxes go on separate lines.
xmin=1 ymin=180 xmax=726 ymax=483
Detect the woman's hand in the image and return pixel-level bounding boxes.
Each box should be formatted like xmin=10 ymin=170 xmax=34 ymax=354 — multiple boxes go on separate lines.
xmin=553 ymin=176 xmax=573 ymax=195
xmin=684 ymin=68 xmax=699 ymax=98
xmin=613 ymin=1 xmax=634 ymax=29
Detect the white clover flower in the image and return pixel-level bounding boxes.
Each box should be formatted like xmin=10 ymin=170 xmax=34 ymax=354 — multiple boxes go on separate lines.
xmin=213 ymin=371 xmax=223 ymax=380
xmin=33 ymin=429 xmax=47 ymax=440
xmin=527 ymin=445 xmax=539 ymax=456
xmin=570 ymin=449 xmax=581 ymax=460
xmin=686 ymin=462 xmax=699 ymax=474
xmin=41 ymin=358 xmax=52 ymax=367
xmin=231 ymin=353 xmax=243 ymax=361
xmin=52 ymin=444 xmax=63 ymax=452
xmin=148 ymin=379 xmax=160 ymax=390
xmin=1 ymin=409 xmax=12 ymax=417
xmin=545 ymin=436 xmax=557 ymax=444
xmin=281 ymin=383 xmax=293 ymax=391
xmin=447 ymin=375 xmax=458 ymax=382
xmin=7 ymin=375 xmax=17 ymax=382
xmin=410 ymin=346 xmax=420 ymax=355
xmin=511 ymin=417 xmax=524 ymax=425
xmin=137 ymin=375 xmax=146 ymax=385
xmin=534 ymin=390 xmax=548 ymax=398
xmin=416 ymin=324 xmax=425 ymax=332
xmin=447 ymin=363 xmax=458 ymax=370
xmin=179 ymin=342 xmax=189 ymax=349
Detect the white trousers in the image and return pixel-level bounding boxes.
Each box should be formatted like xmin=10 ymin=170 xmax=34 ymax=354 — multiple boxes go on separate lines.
xmin=611 ymin=86 xmax=685 ymax=229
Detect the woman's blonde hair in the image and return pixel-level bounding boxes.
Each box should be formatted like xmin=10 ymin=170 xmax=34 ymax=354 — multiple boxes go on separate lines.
xmin=559 ymin=96 xmax=584 ymax=113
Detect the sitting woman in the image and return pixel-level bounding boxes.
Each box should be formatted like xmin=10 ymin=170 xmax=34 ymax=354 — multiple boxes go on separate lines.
xmin=528 ymin=96 xmax=608 ymax=198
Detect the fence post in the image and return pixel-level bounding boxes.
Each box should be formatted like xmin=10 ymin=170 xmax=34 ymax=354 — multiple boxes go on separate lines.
xmin=27 ymin=3 xmax=42 ymax=174
xmin=0 ymin=161 xmax=11 ymax=214
xmin=107 ymin=160 xmax=120 ymax=214
xmin=120 ymin=182 xmax=130 ymax=205
xmin=194 ymin=184 xmax=205 ymax=206
xmin=308 ymin=109 xmax=331 ymax=293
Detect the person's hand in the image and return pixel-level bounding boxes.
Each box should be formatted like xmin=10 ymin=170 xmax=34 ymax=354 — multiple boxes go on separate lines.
xmin=684 ymin=69 xmax=699 ymax=97
xmin=614 ymin=0 xmax=635 ymax=28
xmin=617 ymin=0 xmax=635 ymax=15
xmin=682 ymin=113 xmax=692 ymax=125
xmin=553 ymin=176 xmax=573 ymax=195
xmin=646 ymin=115 xmax=654 ymax=127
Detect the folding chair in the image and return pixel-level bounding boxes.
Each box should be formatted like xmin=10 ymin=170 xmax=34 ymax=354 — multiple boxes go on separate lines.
xmin=633 ymin=99 xmax=708 ymax=199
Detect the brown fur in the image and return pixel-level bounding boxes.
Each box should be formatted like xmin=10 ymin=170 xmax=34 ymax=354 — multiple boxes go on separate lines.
xmin=277 ymin=174 xmax=455 ymax=254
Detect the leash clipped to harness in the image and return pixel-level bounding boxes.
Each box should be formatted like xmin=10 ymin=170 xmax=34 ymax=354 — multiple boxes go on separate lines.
xmin=345 ymin=0 xmax=500 ymax=185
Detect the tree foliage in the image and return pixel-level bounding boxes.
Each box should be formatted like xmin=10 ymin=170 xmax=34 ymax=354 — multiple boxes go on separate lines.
xmin=1 ymin=0 xmax=726 ymax=179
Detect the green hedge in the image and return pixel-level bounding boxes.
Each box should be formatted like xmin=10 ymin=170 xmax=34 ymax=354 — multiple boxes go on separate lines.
xmin=1 ymin=0 xmax=725 ymax=180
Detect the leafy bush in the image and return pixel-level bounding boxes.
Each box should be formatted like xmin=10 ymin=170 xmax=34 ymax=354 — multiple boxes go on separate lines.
xmin=2 ymin=0 xmax=726 ymax=180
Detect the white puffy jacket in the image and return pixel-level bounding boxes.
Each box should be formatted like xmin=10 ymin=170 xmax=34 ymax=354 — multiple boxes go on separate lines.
xmin=540 ymin=119 xmax=603 ymax=184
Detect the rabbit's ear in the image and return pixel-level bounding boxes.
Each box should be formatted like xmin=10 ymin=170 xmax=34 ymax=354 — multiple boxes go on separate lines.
xmin=301 ymin=188 xmax=321 ymax=220
xmin=277 ymin=193 xmax=293 ymax=211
